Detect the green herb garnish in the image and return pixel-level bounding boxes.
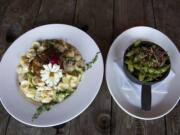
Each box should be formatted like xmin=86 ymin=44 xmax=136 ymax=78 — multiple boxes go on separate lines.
xmin=32 ymin=102 xmax=58 ymax=121
xmin=64 ymin=57 xmax=76 ymax=63
xmin=86 ymin=52 xmax=100 ymax=70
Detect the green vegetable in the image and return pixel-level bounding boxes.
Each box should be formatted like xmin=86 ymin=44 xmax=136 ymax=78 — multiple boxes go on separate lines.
xmin=86 ymin=52 xmax=100 ymax=70
xmin=64 ymin=57 xmax=76 ymax=62
xmin=32 ymin=102 xmax=58 ymax=121
xmin=126 ymin=60 xmax=134 ymax=72
xmin=124 ymin=40 xmax=170 ymax=82
xmin=52 ymin=90 xmax=72 ymax=103
xmin=133 ymin=40 xmax=142 ymax=47
xmin=56 ymin=90 xmax=72 ymax=97
xmin=71 ymin=70 xmax=82 ymax=76
xmin=134 ymin=64 xmax=141 ymax=70
xmin=26 ymin=72 xmax=36 ymax=88
xmin=27 ymin=72 xmax=33 ymax=82
xmin=138 ymin=73 xmax=145 ymax=81
xmin=126 ymin=50 xmax=135 ymax=57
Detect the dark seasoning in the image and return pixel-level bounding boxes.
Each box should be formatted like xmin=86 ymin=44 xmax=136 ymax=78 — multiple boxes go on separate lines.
xmin=124 ymin=40 xmax=171 ymax=82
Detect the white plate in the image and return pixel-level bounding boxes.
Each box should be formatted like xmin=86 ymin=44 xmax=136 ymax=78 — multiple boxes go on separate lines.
xmin=0 ymin=24 xmax=104 ymax=127
xmin=106 ymin=26 xmax=180 ymax=120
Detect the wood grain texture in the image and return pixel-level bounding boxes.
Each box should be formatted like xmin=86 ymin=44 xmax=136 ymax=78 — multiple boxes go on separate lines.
xmin=69 ymin=0 xmax=113 ymax=134
xmin=112 ymin=0 xmax=166 ymax=135
xmin=6 ymin=118 xmax=56 ymax=135
xmin=34 ymin=0 xmax=76 ymax=26
xmin=0 ymin=104 xmax=10 ymax=135
xmin=0 ymin=0 xmax=42 ymax=59
xmin=0 ymin=0 xmax=42 ymax=45
xmin=111 ymin=104 xmax=166 ymax=135
xmin=0 ymin=0 xmax=11 ymax=21
xmin=74 ymin=0 xmax=113 ymax=58
xmin=113 ymin=0 xmax=154 ymax=38
xmin=55 ymin=123 xmax=71 ymax=135
xmin=0 ymin=0 xmax=12 ymax=59
xmin=153 ymin=0 xmax=180 ymax=134
xmin=166 ymin=106 xmax=180 ymax=135
xmin=153 ymin=0 xmax=180 ymax=50
xmin=0 ymin=0 xmax=12 ymax=134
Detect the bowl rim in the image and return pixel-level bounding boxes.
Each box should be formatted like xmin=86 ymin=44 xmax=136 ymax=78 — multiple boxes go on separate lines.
xmin=0 ymin=24 xmax=104 ymax=127
xmin=106 ymin=26 xmax=180 ymax=120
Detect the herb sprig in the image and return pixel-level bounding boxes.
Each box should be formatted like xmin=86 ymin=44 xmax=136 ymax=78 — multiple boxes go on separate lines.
xmin=32 ymin=102 xmax=58 ymax=121
xmin=86 ymin=52 xmax=100 ymax=70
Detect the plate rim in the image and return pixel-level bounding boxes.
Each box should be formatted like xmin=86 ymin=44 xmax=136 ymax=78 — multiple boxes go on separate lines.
xmin=106 ymin=26 xmax=180 ymax=120
xmin=0 ymin=24 xmax=104 ymax=127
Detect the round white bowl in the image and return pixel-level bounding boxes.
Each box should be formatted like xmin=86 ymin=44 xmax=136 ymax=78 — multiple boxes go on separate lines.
xmin=106 ymin=26 xmax=180 ymax=120
xmin=0 ymin=24 xmax=104 ymax=127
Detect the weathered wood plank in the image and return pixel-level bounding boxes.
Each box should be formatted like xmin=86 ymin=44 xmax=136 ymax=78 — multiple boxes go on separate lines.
xmin=6 ymin=117 xmax=56 ymax=135
xmin=69 ymin=0 xmax=113 ymax=134
xmin=74 ymin=0 xmax=114 ymax=57
xmin=153 ymin=0 xmax=180 ymax=50
xmin=55 ymin=123 xmax=71 ymax=135
xmin=112 ymin=0 xmax=166 ymax=135
xmin=113 ymin=0 xmax=154 ymax=38
xmin=166 ymin=106 xmax=180 ymax=135
xmin=34 ymin=0 xmax=77 ymax=26
xmin=153 ymin=0 xmax=180 ymax=134
xmin=0 ymin=0 xmax=12 ymax=134
xmin=0 ymin=0 xmax=11 ymax=59
xmin=0 ymin=0 xmax=11 ymax=21
xmin=0 ymin=104 xmax=10 ymax=135
xmin=0 ymin=0 xmax=42 ymax=56
xmin=111 ymin=104 xmax=166 ymax=135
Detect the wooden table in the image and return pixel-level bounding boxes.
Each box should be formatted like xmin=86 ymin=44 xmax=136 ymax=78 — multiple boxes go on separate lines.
xmin=0 ymin=0 xmax=180 ymax=135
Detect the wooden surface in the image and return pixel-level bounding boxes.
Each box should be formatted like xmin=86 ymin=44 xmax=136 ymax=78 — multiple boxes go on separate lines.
xmin=0 ymin=0 xmax=179 ymax=135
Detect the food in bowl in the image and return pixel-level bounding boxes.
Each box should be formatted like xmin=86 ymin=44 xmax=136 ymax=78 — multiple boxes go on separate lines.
xmin=16 ymin=39 xmax=99 ymax=120
xmin=124 ymin=40 xmax=170 ymax=82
